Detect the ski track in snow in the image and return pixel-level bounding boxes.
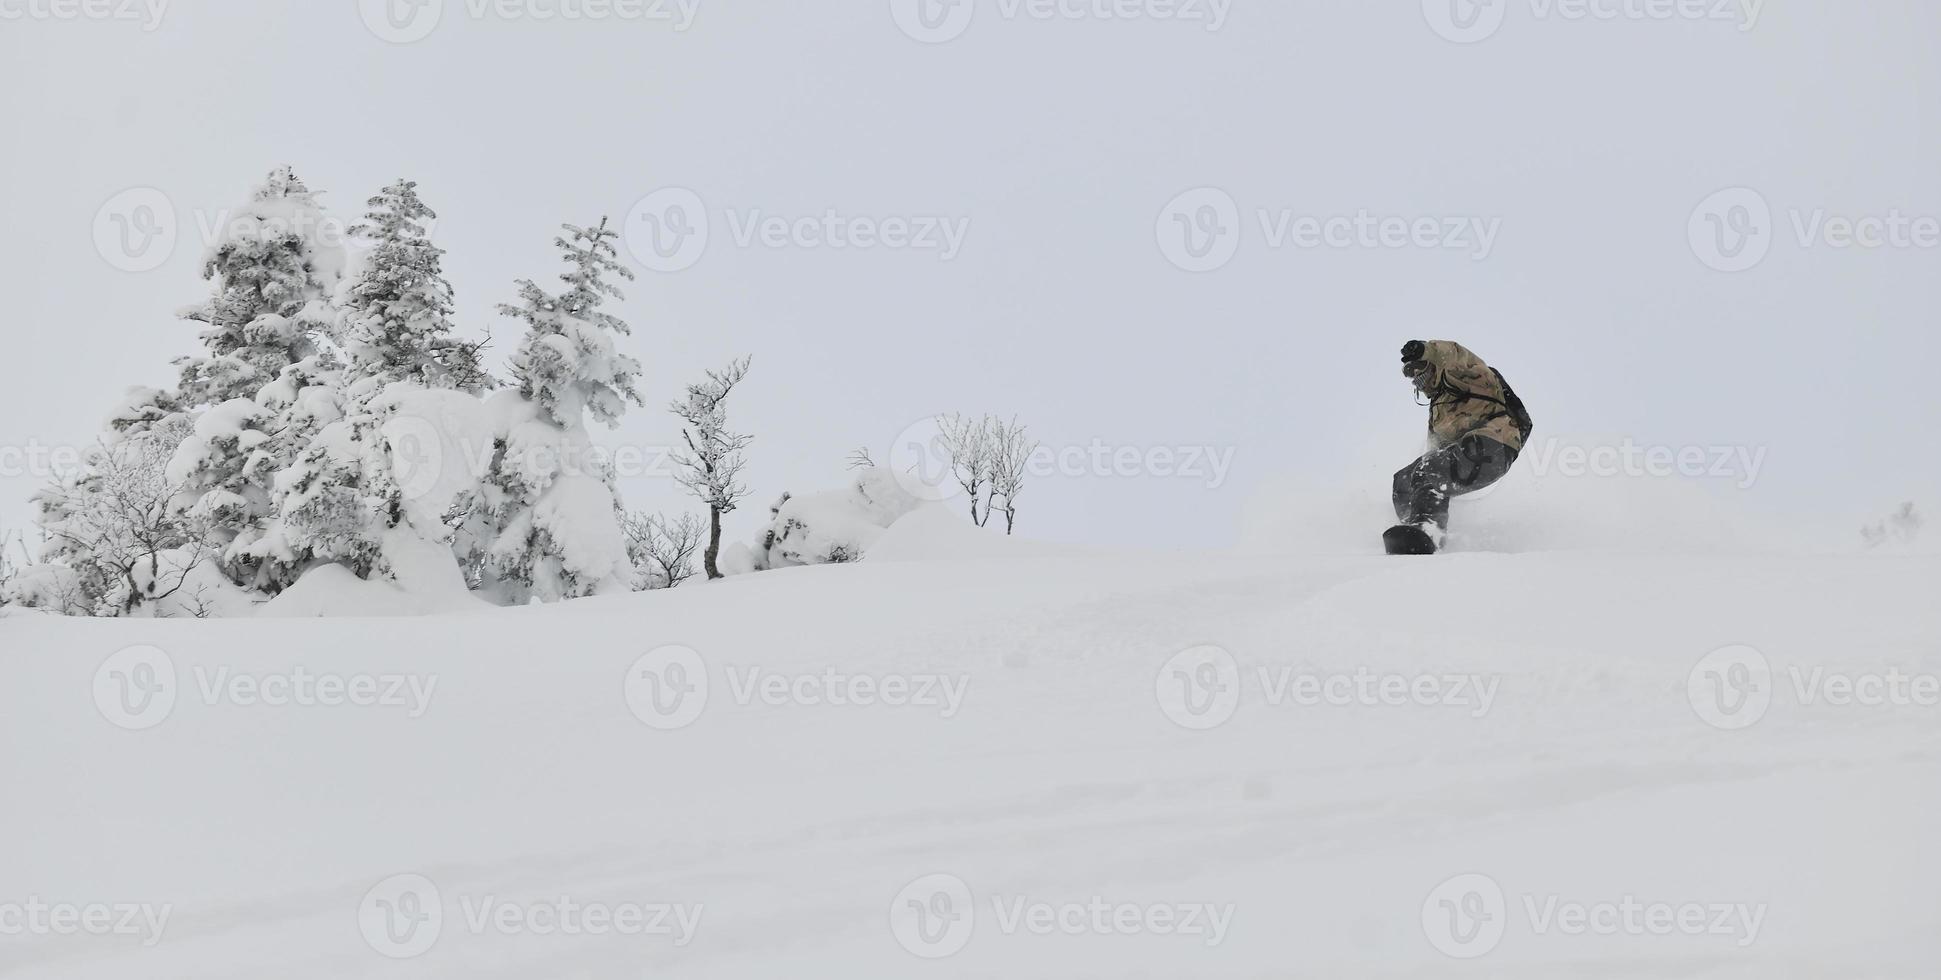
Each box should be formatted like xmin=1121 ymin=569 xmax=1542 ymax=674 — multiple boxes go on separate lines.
xmin=2 ymin=551 xmax=1937 ymax=978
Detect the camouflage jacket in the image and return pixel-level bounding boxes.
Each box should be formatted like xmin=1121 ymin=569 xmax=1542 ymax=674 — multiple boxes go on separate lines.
xmin=1415 ymin=340 xmax=1526 ymax=451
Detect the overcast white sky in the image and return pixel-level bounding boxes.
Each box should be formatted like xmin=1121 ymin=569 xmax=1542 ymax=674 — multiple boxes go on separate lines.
xmin=2 ymin=0 xmax=1936 ymax=550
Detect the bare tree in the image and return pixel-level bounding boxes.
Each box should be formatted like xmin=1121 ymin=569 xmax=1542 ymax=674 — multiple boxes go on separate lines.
xmin=936 ymin=414 xmax=1037 ymax=533
xmin=623 ymin=511 xmax=705 ymax=590
xmin=40 ymin=435 xmax=213 ymax=616
xmin=1862 ymin=501 xmax=1922 ymax=548
xmin=670 ymin=356 xmax=754 ymax=580
xmin=937 ymin=413 xmax=995 ymax=526
xmin=846 ymin=446 xmax=876 ymax=470
xmin=0 ymin=527 xmax=20 ymax=611
xmin=987 ymin=416 xmax=1039 ymax=535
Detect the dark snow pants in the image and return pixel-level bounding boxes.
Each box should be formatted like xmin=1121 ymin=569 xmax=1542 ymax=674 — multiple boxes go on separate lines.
xmin=1392 ymin=436 xmax=1517 ymax=530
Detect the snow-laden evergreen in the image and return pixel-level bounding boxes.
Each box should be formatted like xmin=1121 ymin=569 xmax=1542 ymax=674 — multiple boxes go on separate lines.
xmin=265 ymin=179 xmax=494 ymax=591
xmin=23 ymin=175 xmax=671 ymax=615
xmin=164 ymin=168 xmax=350 ymax=592
xmin=340 ymin=180 xmax=491 ymax=398
xmin=173 ymin=167 xmax=346 ymax=409
xmin=471 ymin=218 xmax=644 ymax=603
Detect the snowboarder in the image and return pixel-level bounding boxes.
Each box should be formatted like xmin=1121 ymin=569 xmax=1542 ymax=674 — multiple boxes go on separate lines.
xmin=1386 ymin=340 xmax=1533 ymax=555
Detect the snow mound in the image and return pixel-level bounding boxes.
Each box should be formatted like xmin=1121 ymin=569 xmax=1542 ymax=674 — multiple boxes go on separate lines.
xmin=736 ymin=467 xmax=928 ymax=570
xmin=1242 ymin=450 xmax=1797 ymax=555
xmin=261 ymin=529 xmax=486 ymax=618
xmin=260 ymin=569 xmax=486 ymax=619
xmin=867 ymin=503 xmax=1058 ymax=562
xmin=8 ymin=549 xmax=1937 ymax=977
xmin=376 ymin=385 xmax=497 ymax=530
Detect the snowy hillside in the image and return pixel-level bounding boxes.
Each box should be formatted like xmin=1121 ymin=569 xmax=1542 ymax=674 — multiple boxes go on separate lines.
xmin=4 ymin=532 xmax=1937 ymax=978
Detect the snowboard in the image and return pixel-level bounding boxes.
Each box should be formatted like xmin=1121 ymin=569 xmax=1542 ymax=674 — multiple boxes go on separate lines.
xmin=1383 ymin=524 xmax=1438 ymax=556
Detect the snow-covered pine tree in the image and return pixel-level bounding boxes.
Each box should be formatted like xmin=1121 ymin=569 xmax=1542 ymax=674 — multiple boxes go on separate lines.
xmin=472 ymin=218 xmax=644 ymax=603
xmin=669 ymin=357 xmax=753 ymax=580
xmin=106 ymin=386 xmax=188 ymax=440
xmin=499 ymin=216 xmax=642 ymax=428
xmin=167 ymin=167 xmax=348 ymax=592
xmin=341 ymin=179 xmax=491 ymax=398
xmin=266 ymin=179 xmax=494 ymax=588
xmin=174 ymin=167 xmax=346 ymax=408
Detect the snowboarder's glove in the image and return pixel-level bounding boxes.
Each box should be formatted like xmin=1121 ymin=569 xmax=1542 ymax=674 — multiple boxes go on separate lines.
xmin=1400 ymin=340 xmax=1427 ymax=363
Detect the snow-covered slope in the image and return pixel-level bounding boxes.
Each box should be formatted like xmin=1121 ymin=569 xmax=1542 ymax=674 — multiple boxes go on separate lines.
xmin=2 ymin=545 xmax=1936 ymax=978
